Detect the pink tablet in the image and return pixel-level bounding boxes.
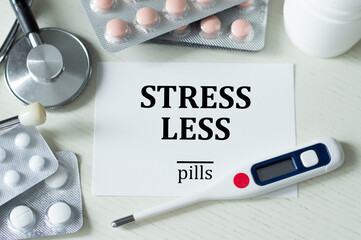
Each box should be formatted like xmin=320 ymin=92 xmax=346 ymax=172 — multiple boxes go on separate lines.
xmin=230 ymin=19 xmax=252 ymax=41
xmin=136 ymin=7 xmax=159 ymax=29
xmin=172 ymin=25 xmax=190 ymax=36
xmin=200 ymin=16 xmax=221 ymax=38
xmin=94 ymin=0 xmax=113 ymax=11
xmin=238 ymin=0 xmax=254 ymax=8
xmin=196 ymin=0 xmax=213 ymax=6
xmin=105 ymin=19 xmax=130 ymax=43
xmin=165 ymin=0 xmax=188 ymax=18
xmin=106 ymin=19 xmax=128 ymax=38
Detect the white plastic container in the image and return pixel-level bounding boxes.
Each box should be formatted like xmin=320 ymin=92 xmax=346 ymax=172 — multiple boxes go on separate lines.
xmin=284 ymin=0 xmax=361 ymax=58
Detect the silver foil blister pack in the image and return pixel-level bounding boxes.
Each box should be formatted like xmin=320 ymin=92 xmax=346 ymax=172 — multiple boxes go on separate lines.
xmin=0 ymin=126 xmax=58 ymax=206
xmin=0 ymin=151 xmax=83 ymax=240
xmin=80 ymin=0 xmax=248 ymax=52
xmin=148 ymin=0 xmax=269 ymax=51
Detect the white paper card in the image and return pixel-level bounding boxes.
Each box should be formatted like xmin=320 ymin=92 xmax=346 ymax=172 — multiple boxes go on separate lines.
xmin=93 ymin=62 xmax=296 ymax=197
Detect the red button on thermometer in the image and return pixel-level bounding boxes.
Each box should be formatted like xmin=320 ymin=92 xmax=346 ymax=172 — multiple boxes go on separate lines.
xmin=112 ymin=138 xmax=344 ymax=227
xmin=233 ymin=173 xmax=250 ymax=188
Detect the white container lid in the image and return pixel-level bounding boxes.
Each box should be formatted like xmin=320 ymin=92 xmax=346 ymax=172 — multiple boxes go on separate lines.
xmin=305 ymin=0 xmax=361 ymax=21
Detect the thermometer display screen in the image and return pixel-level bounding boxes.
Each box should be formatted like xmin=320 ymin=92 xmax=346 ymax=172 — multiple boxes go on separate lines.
xmin=256 ymin=158 xmax=296 ymax=182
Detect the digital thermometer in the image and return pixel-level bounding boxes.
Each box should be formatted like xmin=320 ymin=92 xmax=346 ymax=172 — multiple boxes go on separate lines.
xmin=112 ymin=138 xmax=344 ymax=227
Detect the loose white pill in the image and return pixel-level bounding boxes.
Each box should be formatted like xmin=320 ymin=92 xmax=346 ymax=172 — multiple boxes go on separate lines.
xmin=4 ymin=170 xmax=21 ymax=186
xmin=29 ymin=155 xmax=45 ymax=172
xmin=46 ymin=202 xmax=72 ymax=227
xmin=9 ymin=205 xmax=36 ymax=231
xmin=45 ymin=165 xmax=68 ymax=189
xmin=15 ymin=132 xmax=31 ymax=149
xmin=0 ymin=147 xmax=6 ymax=162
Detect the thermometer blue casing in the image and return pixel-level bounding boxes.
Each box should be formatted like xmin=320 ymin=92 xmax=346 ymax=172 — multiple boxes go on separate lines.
xmin=205 ymin=137 xmax=344 ymax=200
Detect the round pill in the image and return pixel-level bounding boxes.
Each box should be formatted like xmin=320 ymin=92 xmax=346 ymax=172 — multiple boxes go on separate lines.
xmin=173 ymin=24 xmax=189 ymax=34
xmin=0 ymin=147 xmax=6 ymax=162
xmin=29 ymin=155 xmax=45 ymax=172
xmin=46 ymin=202 xmax=72 ymax=227
xmin=136 ymin=7 xmax=158 ymax=28
xmin=165 ymin=0 xmax=187 ymax=18
xmin=238 ymin=0 xmax=253 ymax=8
xmin=196 ymin=0 xmax=213 ymax=7
xmin=9 ymin=205 xmax=36 ymax=231
xmin=95 ymin=0 xmax=113 ymax=11
xmin=230 ymin=19 xmax=252 ymax=41
xmin=200 ymin=16 xmax=221 ymax=37
xmin=106 ymin=19 xmax=128 ymax=40
xmin=45 ymin=165 xmax=69 ymax=189
xmin=4 ymin=170 xmax=21 ymax=186
xmin=15 ymin=132 xmax=31 ymax=149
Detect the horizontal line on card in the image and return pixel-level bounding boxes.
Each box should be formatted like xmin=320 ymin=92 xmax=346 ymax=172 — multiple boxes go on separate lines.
xmin=176 ymin=161 xmax=214 ymax=164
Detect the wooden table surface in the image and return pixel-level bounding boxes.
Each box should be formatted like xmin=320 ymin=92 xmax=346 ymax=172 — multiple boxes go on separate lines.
xmin=0 ymin=0 xmax=360 ymax=239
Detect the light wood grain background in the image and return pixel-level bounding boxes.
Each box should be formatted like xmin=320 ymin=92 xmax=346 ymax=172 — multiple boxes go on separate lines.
xmin=0 ymin=0 xmax=360 ymax=239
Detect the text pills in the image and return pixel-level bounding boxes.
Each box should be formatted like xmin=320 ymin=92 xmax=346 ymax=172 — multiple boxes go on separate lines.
xmin=165 ymin=0 xmax=188 ymax=19
xmin=14 ymin=132 xmax=31 ymax=149
xmin=200 ymin=16 xmax=221 ymax=38
xmin=9 ymin=205 xmax=36 ymax=232
xmin=136 ymin=7 xmax=160 ymax=31
xmin=105 ymin=19 xmax=130 ymax=43
xmin=45 ymin=165 xmax=69 ymax=189
xmin=46 ymin=202 xmax=72 ymax=227
xmin=230 ymin=19 xmax=253 ymax=41
xmin=4 ymin=170 xmax=21 ymax=186
xmin=0 ymin=147 xmax=6 ymax=162
xmin=29 ymin=155 xmax=46 ymax=172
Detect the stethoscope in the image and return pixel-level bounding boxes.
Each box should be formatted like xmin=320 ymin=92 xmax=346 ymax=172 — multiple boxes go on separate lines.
xmin=1 ymin=0 xmax=91 ymax=109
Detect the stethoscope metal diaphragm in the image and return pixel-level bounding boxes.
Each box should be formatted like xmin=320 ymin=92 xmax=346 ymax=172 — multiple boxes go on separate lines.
xmin=4 ymin=28 xmax=91 ymax=109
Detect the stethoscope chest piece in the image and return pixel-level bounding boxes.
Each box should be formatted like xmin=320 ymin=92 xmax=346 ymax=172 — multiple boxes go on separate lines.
xmin=5 ymin=28 xmax=91 ymax=109
xmin=5 ymin=0 xmax=91 ymax=109
xmin=26 ymin=43 xmax=63 ymax=82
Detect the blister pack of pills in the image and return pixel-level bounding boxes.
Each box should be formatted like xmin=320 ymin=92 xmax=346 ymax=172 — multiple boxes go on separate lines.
xmin=0 ymin=125 xmax=59 ymax=206
xmin=0 ymin=151 xmax=83 ymax=240
xmin=148 ymin=0 xmax=269 ymax=51
xmin=80 ymin=0 xmax=249 ymax=52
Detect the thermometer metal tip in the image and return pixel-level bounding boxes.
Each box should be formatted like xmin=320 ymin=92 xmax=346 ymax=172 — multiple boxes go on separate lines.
xmin=112 ymin=215 xmax=135 ymax=227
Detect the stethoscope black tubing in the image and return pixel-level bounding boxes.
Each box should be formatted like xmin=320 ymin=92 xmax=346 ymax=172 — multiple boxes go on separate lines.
xmin=0 ymin=0 xmax=33 ymax=64
xmin=10 ymin=0 xmax=39 ymax=36
xmin=0 ymin=21 xmax=19 ymax=63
